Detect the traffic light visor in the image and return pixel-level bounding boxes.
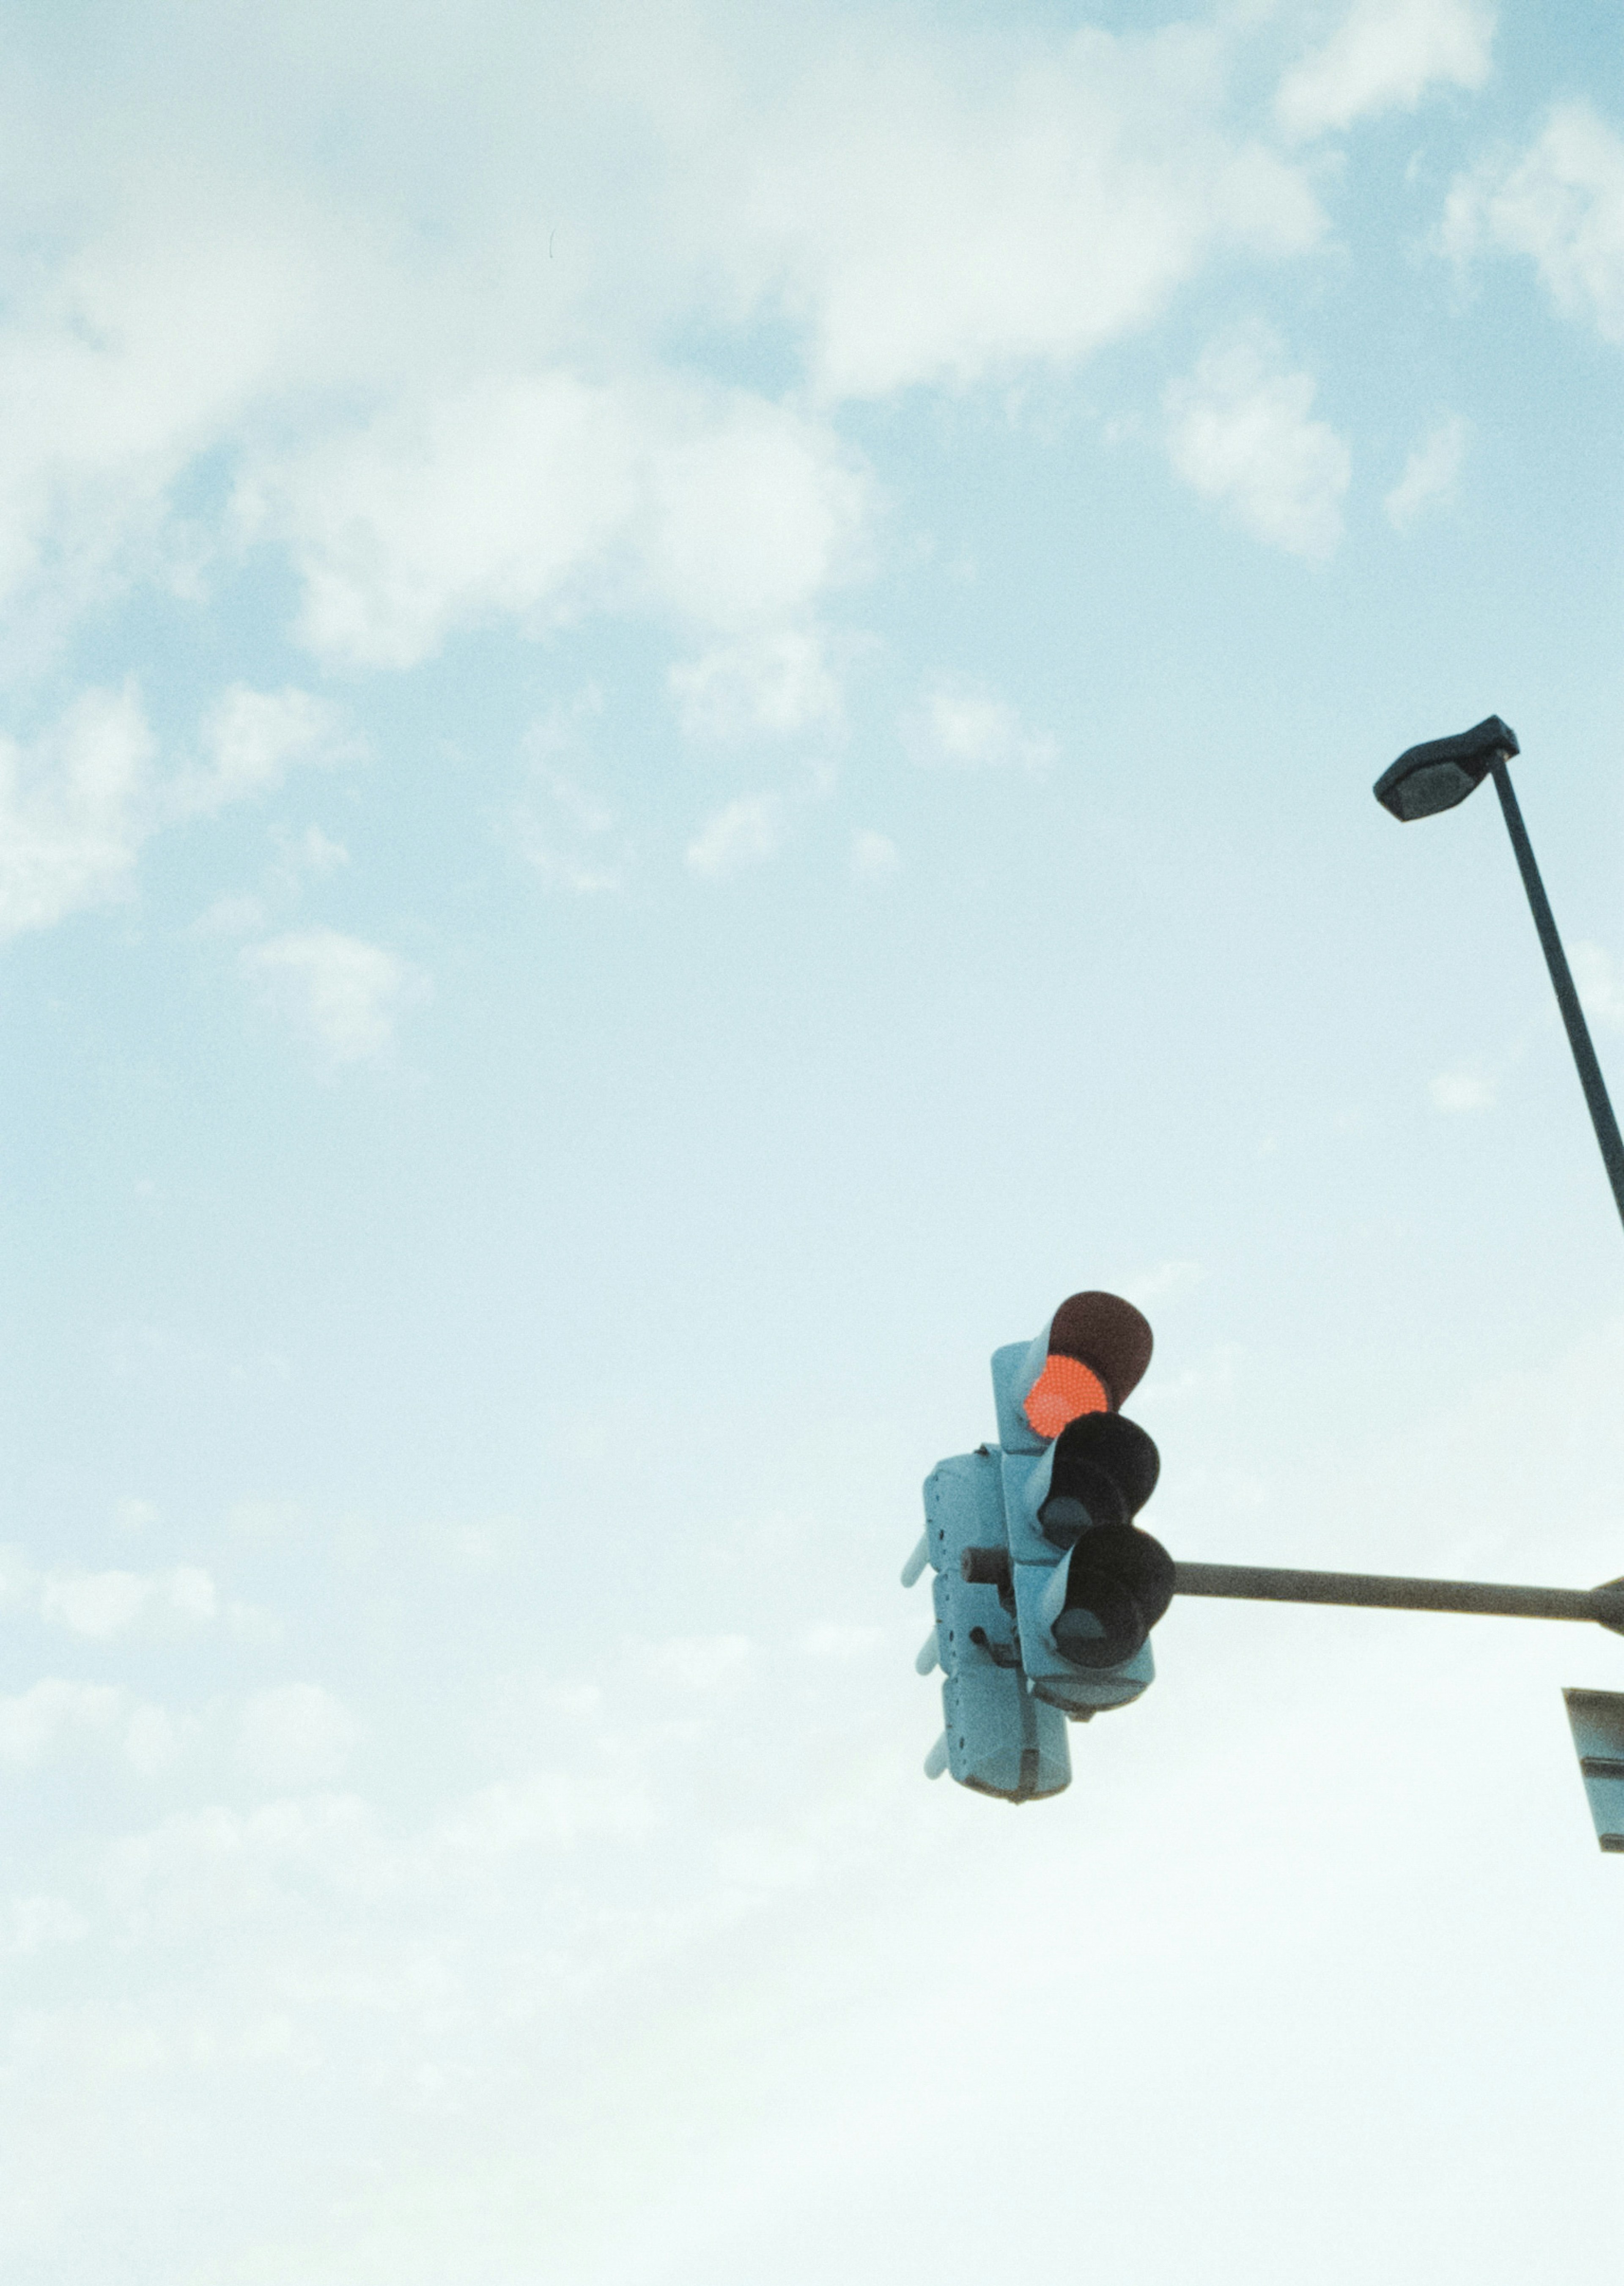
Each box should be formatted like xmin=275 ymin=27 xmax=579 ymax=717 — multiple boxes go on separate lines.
xmin=1017 ymin=1291 xmax=1152 ymax=1442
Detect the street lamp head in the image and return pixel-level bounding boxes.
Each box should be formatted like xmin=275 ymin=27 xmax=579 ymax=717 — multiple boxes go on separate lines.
xmin=1373 ymin=715 xmax=1520 ymax=822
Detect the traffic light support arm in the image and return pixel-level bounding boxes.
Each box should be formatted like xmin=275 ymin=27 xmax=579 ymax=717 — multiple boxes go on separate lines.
xmin=1173 ymin=1562 xmax=1624 ymax=1634
xmin=1490 ymin=754 xmax=1624 ymax=1237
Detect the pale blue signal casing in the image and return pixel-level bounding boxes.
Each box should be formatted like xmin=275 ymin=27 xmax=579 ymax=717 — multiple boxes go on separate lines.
xmin=1564 ymin=1688 xmax=1624 ymax=1853
xmin=922 ymin=1450 xmax=1070 ymax=1802
xmin=990 ymin=1340 xmax=1156 ymax=1716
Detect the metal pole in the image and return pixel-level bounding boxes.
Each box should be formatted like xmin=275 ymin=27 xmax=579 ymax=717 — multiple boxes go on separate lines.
xmin=1489 ymin=754 xmax=1624 ymax=1236
xmin=1173 ymin=1561 xmax=1624 ymax=1633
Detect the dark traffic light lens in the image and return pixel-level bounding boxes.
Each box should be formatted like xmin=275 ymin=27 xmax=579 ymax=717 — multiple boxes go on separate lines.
xmin=1051 ymin=1523 xmax=1176 ymax=1669
xmin=1037 ymin=1412 xmax=1160 ymax=1541
xmin=1051 ymin=1572 xmax=1145 ymax=1668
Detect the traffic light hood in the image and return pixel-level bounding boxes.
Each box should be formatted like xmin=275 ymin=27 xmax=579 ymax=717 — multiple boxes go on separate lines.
xmin=995 ymin=1291 xmax=1154 ymax=1452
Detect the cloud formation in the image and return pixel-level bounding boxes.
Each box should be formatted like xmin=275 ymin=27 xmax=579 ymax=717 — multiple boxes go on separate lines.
xmin=902 ymin=677 xmax=1056 ymax=771
xmin=0 ymin=5 xmax=1333 ymax=708
xmin=0 ymin=681 xmax=362 ymax=944
xmin=1164 ymin=333 xmax=1350 ymax=558
xmin=0 ymin=685 xmax=154 ymax=940
xmin=1444 ymin=104 xmax=1624 ymax=343
xmin=249 ymin=378 xmax=872 ymax=672
xmin=669 ymin=630 xmax=845 ymax=745
xmin=1572 ymin=942 xmax=1624 ymax=1030
xmin=176 ymin=685 xmax=357 ymax=817
xmin=1277 ymin=0 xmax=1494 ymax=142
xmin=39 ymin=1566 xmax=217 ymax=1639
xmin=1385 ymin=415 xmax=1469 ymax=529
xmin=685 ymin=794 xmax=782 ymax=880
xmin=241 ymin=927 xmax=430 ymax=1064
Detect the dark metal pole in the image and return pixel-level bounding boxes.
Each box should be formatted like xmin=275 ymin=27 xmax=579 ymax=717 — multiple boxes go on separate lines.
xmin=1489 ymin=754 xmax=1624 ymax=1236
xmin=1174 ymin=1561 xmax=1624 ymax=1634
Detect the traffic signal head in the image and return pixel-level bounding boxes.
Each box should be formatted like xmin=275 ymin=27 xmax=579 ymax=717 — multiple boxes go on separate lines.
xmin=996 ymin=1290 xmax=1174 ymax=1713
xmin=907 ymin=1288 xmax=1175 ymax=1798
xmin=907 ymin=1450 xmax=1072 ymax=1803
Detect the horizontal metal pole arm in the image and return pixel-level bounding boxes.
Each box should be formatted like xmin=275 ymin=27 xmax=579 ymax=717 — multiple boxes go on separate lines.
xmin=1172 ymin=1562 xmax=1624 ymax=1633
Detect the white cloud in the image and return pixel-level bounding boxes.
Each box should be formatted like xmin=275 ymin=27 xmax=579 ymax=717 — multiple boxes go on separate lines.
xmin=735 ymin=25 xmax=1324 ymax=399
xmin=640 ymin=397 xmax=870 ymax=629
xmin=1430 ymin=1066 xmax=1497 ymax=1113
xmin=175 ymin=685 xmax=357 ymax=818
xmin=1277 ymin=0 xmax=1494 ymax=142
xmin=849 ymin=829 xmax=899 ymax=883
xmin=124 ymin=1706 xmax=179 ymax=1778
xmin=433 ymin=1769 xmax=661 ymax=1858
xmin=290 ymin=825 xmax=349 ymax=875
xmin=1 ymin=1895 xmax=90 ymax=1956
xmin=193 ymin=892 xmax=270 ymax=937
xmin=0 ymin=9 xmax=1333 ymax=705
xmin=0 ymin=680 xmax=363 ymax=952
xmin=0 ymin=684 xmax=154 ymax=941
xmin=518 ymin=769 xmax=627 ymax=895
xmin=1125 ymin=1258 xmax=1205 ymax=1307
xmin=903 ymin=677 xmax=1056 ymax=771
xmin=240 ymin=927 xmax=430 ymax=1064
xmin=802 ymin=1625 xmax=885 ymax=1659
xmin=249 ymin=377 xmax=871 ymax=672
xmin=39 ymin=1571 xmax=149 ymax=1639
xmin=636 ymin=1635 xmax=754 ymax=1694
xmin=685 ymin=794 xmax=782 ymax=880
xmin=1385 ymin=415 xmax=1469 ymax=529
xmin=0 ymin=1680 xmax=124 ymax=1766
xmin=669 ymin=630 xmax=844 ymax=743
xmin=1444 ymin=104 xmax=1624 ymax=343
xmin=1572 ymin=942 xmax=1624 ymax=1030
xmin=0 ymin=217 xmax=319 ymax=641
xmin=167 ymin=1566 xmax=219 ymax=1623
xmin=39 ymin=1565 xmax=219 ymax=1639
xmin=514 ymin=703 xmax=628 ymax=893
xmin=1164 ymin=334 xmax=1350 ymax=559
xmin=238 ymin=1683 xmax=359 ymax=1791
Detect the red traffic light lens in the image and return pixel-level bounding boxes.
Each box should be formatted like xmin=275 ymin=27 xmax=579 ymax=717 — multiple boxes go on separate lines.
xmin=1023 ymin=1354 xmax=1110 ymax=1439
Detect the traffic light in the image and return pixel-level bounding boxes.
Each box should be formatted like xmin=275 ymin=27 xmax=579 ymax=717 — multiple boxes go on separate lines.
xmin=1564 ymin=1688 xmax=1624 ymax=1853
xmin=904 ymin=1291 xmax=1174 ymax=1801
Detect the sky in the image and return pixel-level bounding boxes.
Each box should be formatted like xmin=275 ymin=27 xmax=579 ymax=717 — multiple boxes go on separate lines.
xmin=2 ymin=0 xmax=1624 ymax=2279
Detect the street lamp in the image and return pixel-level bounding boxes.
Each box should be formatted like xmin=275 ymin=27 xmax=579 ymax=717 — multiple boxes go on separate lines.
xmin=1374 ymin=714 xmax=1624 ymax=1239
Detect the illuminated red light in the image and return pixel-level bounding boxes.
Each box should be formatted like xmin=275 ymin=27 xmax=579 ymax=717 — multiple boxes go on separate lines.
xmin=1023 ymin=1354 xmax=1111 ymax=1439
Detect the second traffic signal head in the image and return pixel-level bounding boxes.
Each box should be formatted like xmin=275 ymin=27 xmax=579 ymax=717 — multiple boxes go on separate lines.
xmin=993 ymin=1289 xmax=1175 ymax=1712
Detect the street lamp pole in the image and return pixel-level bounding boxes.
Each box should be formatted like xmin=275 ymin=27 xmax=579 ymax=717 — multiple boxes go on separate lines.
xmin=1374 ymin=715 xmax=1624 ymax=1241
xmin=1486 ymin=753 xmax=1624 ymax=1234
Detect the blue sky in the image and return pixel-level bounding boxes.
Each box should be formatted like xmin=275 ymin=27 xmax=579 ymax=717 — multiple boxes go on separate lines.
xmin=2 ymin=3 xmax=1624 ymax=2279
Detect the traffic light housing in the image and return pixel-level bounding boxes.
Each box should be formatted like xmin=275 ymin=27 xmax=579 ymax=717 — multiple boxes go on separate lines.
xmin=906 ymin=1291 xmax=1174 ymax=1801
xmin=1564 ymin=1688 xmax=1624 ymax=1853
